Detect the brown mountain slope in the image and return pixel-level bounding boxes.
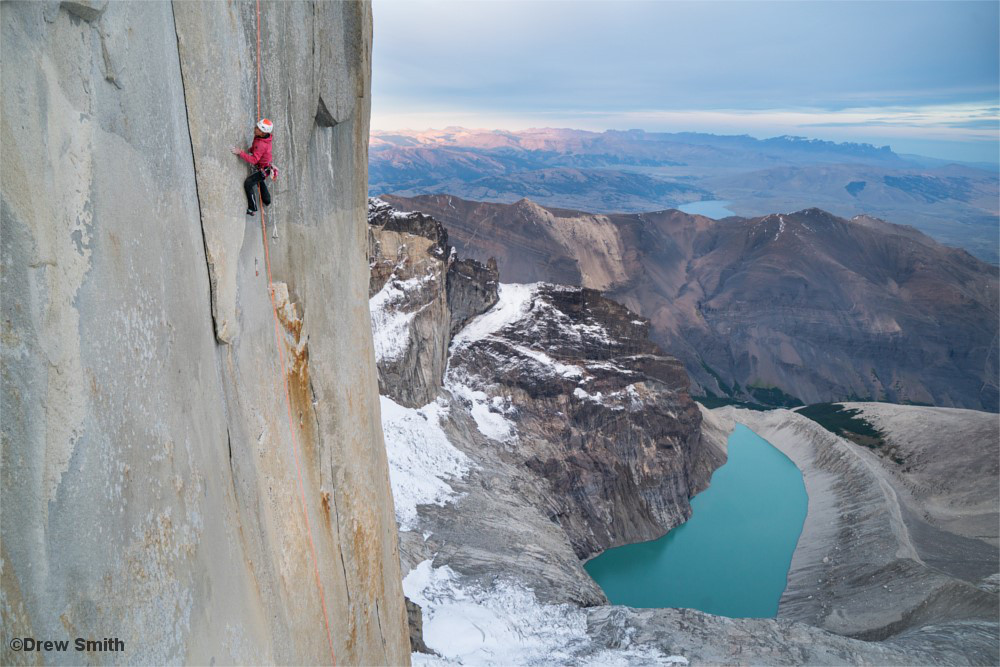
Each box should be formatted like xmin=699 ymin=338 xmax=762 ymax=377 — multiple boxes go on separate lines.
xmin=381 ymin=194 xmax=999 ymax=411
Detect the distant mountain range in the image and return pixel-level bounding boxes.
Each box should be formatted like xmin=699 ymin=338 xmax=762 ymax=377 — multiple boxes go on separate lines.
xmin=370 ymin=128 xmax=1000 ymax=263
xmin=382 ymin=194 xmax=1000 ymax=412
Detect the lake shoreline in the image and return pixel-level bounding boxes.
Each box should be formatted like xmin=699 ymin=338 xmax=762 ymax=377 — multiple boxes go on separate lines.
xmin=711 ymin=406 xmax=997 ymax=650
xmin=677 ymin=199 xmax=737 ymax=219
xmin=586 ymin=424 xmax=806 ymax=617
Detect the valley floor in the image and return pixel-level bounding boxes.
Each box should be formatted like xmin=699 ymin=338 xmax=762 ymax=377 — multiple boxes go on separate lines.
xmin=393 ymin=403 xmax=998 ymax=665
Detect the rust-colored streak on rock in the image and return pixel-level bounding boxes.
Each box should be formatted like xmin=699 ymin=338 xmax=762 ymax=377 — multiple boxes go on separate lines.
xmin=271 ymin=283 xmax=319 ymax=481
xmin=352 ymin=515 xmax=380 ymax=597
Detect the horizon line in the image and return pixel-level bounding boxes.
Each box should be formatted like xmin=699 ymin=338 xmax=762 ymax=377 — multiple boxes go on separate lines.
xmin=368 ymin=125 xmax=1000 ymax=167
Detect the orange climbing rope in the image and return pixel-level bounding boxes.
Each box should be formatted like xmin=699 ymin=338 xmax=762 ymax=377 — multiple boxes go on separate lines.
xmin=255 ymin=0 xmax=338 ymax=663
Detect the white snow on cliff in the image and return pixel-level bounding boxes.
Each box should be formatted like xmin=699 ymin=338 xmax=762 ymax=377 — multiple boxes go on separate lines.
xmin=451 ymin=282 xmax=539 ymax=349
xmin=370 ymin=274 xmax=436 ymax=363
xmin=404 ymin=560 xmax=688 ymax=666
xmin=380 ymin=397 xmax=471 ymax=530
xmin=369 ymin=196 xmax=416 ymax=220
xmin=370 ymin=279 xmax=418 ymax=363
xmin=451 ymin=282 xmax=614 ymax=353
xmin=445 ymin=379 xmax=518 ymax=444
xmin=511 ymin=344 xmax=584 ymax=379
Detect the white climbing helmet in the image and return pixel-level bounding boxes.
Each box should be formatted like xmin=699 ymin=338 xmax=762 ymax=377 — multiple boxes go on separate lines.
xmin=257 ymin=118 xmax=273 ymax=133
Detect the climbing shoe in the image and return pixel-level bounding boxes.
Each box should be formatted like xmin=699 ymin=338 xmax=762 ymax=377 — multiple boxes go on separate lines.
xmin=246 ymin=209 xmax=255 ymax=216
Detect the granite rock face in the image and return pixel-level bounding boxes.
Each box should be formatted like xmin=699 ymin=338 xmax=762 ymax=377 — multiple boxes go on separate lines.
xmin=1 ymin=2 xmax=409 ymax=664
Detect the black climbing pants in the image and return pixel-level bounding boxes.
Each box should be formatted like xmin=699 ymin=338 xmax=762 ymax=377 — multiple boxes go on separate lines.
xmin=244 ymin=169 xmax=271 ymax=212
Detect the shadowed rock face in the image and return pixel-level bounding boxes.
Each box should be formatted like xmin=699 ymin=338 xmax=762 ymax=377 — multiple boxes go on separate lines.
xmin=448 ymin=284 xmax=709 ymax=558
xmin=383 ymin=194 xmax=1000 ymax=412
xmin=369 ymin=198 xmax=454 ymax=407
xmin=1 ymin=3 xmax=409 ymax=664
xmin=368 ymin=198 xmax=500 ymax=407
xmin=447 ymin=256 xmax=500 ymax=336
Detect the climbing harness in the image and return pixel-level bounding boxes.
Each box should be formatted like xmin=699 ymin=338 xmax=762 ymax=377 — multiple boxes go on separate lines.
xmin=255 ymin=0 xmax=338 ymax=662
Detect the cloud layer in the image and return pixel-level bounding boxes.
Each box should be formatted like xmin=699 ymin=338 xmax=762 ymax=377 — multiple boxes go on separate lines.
xmin=372 ymin=0 xmax=999 ymax=162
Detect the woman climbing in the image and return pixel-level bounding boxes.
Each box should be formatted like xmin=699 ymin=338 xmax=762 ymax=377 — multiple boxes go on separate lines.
xmin=231 ymin=118 xmax=278 ymax=216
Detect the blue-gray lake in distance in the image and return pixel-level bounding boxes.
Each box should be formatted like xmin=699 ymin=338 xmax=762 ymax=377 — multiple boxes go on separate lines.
xmin=584 ymin=424 xmax=807 ymax=618
xmin=678 ymin=200 xmax=736 ymax=219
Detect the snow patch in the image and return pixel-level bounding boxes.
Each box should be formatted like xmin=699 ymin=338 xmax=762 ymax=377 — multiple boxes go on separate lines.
xmin=369 ymin=275 xmax=434 ymax=363
xmin=451 ymin=283 xmax=539 ymax=350
xmin=573 ymin=387 xmax=605 ymax=404
xmin=405 ymin=560 xmax=686 ymax=666
xmin=404 ymin=561 xmax=586 ymax=665
xmin=380 ymin=396 xmax=471 ymax=530
xmin=622 ymin=384 xmax=645 ymax=411
xmin=512 ymin=344 xmax=583 ymax=379
xmin=570 ymin=321 xmax=613 ymax=345
xmin=447 ymin=380 xmax=517 ymax=443
xmin=508 ymin=294 xmax=613 ymax=347
xmin=369 ymin=196 xmax=418 ymax=221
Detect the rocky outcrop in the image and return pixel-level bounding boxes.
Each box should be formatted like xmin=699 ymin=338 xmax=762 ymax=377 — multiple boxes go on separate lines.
xmin=1 ymin=2 xmax=409 ymax=664
xmin=370 ymin=199 xmax=717 ymax=599
xmin=404 ymin=597 xmax=432 ymax=654
xmin=447 ymin=283 xmax=710 ymax=558
xmin=368 ymin=198 xmax=453 ymax=407
xmin=383 ymin=194 xmax=1000 ymax=412
xmin=368 ymin=198 xmax=500 ymax=408
xmin=447 ymin=256 xmax=499 ymax=336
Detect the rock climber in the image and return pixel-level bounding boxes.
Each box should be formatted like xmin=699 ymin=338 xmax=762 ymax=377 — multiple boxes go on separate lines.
xmin=231 ymin=118 xmax=279 ymax=216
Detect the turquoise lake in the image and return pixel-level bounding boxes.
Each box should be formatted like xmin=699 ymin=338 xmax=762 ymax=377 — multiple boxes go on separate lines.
xmin=678 ymin=200 xmax=736 ymax=219
xmin=584 ymin=424 xmax=807 ymax=618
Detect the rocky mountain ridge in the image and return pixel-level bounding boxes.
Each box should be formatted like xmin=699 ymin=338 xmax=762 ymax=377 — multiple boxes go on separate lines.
xmin=370 ymin=127 xmax=999 ymax=263
xmin=383 ymin=194 xmax=1000 ymax=412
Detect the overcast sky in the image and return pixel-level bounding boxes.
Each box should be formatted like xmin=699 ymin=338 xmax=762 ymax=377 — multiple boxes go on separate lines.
xmin=371 ymin=0 xmax=999 ymax=163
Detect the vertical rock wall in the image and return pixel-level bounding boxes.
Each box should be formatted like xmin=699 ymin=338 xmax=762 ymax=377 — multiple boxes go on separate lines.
xmin=1 ymin=1 xmax=409 ymax=664
xmin=368 ymin=200 xmax=455 ymax=407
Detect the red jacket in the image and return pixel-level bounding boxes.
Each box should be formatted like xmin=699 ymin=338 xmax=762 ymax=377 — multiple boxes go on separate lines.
xmin=239 ymin=134 xmax=272 ymax=169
